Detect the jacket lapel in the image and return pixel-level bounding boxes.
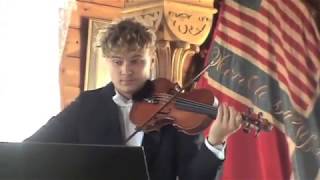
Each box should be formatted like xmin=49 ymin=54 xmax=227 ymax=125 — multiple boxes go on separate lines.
xmin=98 ymin=83 xmax=124 ymax=145
xmin=98 ymin=81 xmax=162 ymax=148
xmin=142 ymin=131 xmax=161 ymax=170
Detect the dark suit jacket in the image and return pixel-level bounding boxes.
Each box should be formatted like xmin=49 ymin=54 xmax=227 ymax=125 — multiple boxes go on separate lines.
xmin=26 ymin=82 xmax=223 ymax=180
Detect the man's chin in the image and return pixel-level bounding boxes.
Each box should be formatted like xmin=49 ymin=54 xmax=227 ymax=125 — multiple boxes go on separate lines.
xmin=119 ymin=87 xmax=139 ymax=96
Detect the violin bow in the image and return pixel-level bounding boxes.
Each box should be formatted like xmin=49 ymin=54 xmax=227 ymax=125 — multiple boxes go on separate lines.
xmin=125 ymin=60 xmax=216 ymax=144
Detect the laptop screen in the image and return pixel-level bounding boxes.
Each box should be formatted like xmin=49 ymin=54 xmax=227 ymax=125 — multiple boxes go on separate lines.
xmin=0 ymin=142 xmax=149 ymax=180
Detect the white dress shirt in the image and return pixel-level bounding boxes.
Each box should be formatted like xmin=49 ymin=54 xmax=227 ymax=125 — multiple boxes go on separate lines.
xmin=112 ymin=90 xmax=144 ymax=146
xmin=112 ymin=89 xmax=225 ymax=160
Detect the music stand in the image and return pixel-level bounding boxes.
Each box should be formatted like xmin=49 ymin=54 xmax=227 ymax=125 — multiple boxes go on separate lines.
xmin=0 ymin=142 xmax=149 ymax=180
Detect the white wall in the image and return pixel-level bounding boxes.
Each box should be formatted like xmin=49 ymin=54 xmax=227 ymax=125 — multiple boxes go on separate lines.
xmin=0 ymin=0 xmax=65 ymax=142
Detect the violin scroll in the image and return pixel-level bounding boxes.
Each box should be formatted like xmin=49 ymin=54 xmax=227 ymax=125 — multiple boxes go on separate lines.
xmin=242 ymin=108 xmax=273 ymax=136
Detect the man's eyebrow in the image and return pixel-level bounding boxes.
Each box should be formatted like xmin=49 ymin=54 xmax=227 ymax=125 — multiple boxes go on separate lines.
xmin=110 ymin=55 xmax=143 ymax=59
xmin=110 ymin=55 xmax=121 ymax=59
xmin=131 ymin=55 xmax=144 ymax=59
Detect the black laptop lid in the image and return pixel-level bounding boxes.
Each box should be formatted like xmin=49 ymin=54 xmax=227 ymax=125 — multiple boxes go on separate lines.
xmin=0 ymin=142 xmax=149 ymax=180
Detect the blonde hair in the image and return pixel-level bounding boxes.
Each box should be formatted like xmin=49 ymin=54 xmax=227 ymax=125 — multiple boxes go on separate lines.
xmin=100 ymin=18 xmax=156 ymax=57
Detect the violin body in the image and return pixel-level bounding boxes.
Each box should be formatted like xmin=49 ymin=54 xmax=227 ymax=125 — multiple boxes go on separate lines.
xmin=130 ymin=78 xmax=218 ymax=135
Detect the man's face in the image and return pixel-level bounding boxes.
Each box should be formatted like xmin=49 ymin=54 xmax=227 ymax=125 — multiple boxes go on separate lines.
xmin=106 ymin=48 xmax=153 ymax=99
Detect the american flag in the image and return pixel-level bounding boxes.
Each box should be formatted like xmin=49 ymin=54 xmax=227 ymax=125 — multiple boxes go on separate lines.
xmin=200 ymin=0 xmax=320 ymax=179
xmin=213 ymin=0 xmax=320 ymax=116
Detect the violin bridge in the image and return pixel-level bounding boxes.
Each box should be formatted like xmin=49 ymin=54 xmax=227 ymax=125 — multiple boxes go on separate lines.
xmin=143 ymin=98 xmax=159 ymax=104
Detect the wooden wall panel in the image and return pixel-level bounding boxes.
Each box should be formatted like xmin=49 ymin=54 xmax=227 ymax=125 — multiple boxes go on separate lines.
xmin=64 ymin=28 xmax=81 ymax=57
xmin=60 ymin=56 xmax=81 ymax=107
xmin=77 ymin=0 xmax=125 ymax=8
xmin=60 ymin=56 xmax=80 ymax=87
xmin=77 ymin=1 xmax=121 ymax=20
xmin=61 ymin=86 xmax=81 ymax=107
xmin=69 ymin=11 xmax=82 ymax=29
xmin=70 ymin=2 xmax=121 ymax=28
xmin=60 ymin=1 xmax=122 ymax=108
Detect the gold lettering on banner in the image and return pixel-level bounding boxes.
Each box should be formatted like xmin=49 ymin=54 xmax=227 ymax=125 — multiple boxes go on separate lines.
xmin=247 ymin=76 xmax=259 ymax=89
xmin=231 ymin=72 xmax=242 ymax=82
xmin=210 ymin=47 xmax=230 ymax=72
xmin=272 ymin=100 xmax=284 ymax=116
xmin=210 ymin=48 xmax=320 ymax=159
xmin=223 ymin=69 xmax=232 ymax=76
xmin=283 ymin=110 xmax=294 ymax=120
xmin=237 ymin=77 xmax=246 ymax=86
xmin=254 ymin=85 xmax=268 ymax=99
xmin=283 ymin=111 xmax=320 ymax=160
xmin=209 ymin=47 xmax=271 ymax=105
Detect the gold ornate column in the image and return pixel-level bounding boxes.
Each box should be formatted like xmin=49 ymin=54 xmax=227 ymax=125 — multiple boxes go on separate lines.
xmin=122 ymin=0 xmax=217 ymax=87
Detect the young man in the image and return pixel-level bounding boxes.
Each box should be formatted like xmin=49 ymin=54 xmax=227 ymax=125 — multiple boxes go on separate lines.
xmin=26 ymin=18 xmax=242 ymax=180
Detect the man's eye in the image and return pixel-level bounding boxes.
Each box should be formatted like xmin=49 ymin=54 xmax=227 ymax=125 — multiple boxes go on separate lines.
xmin=130 ymin=59 xmax=138 ymax=64
xmin=112 ymin=59 xmax=122 ymax=65
xmin=131 ymin=59 xmax=144 ymax=64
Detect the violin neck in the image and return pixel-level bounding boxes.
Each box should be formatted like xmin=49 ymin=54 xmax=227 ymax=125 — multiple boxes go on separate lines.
xmin=175 ymin=99 xmax=218 ymax=118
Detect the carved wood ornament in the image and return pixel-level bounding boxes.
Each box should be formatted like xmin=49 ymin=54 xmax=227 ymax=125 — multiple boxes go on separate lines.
xmin=122 ymin=0 xmax=217 ymax=87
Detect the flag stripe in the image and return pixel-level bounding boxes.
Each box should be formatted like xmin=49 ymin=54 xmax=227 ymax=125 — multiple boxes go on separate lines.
xmin=220 ymin=15 xmax=316 ymax=97
xmin=215 ymin=34 xmax=308 ymax=114
xmin=215 ymin=30 xmax=308 ymax=110
xmin=222 ymin=11 xmax=317 ymax=91
xmin=224 ymin=3 xmax=318 ymax=80
xmin=285 ymin=0 xmax=320 ymax=41
xmin=210 ymin=0 xmax=320 ymax=115
xmin=277 ymin=0 xmax=320 ymax=71
xmin=276 ymin=0 xmax=320 ymax=73
xmin=275 ymin=0 xmax=320 ymax=52
xmin=203 ymin=73 xmax=284 ymax=129
xmin=267 ymin=0 xmax=316 ymax=47
xmin=223 ymin=3 xmax=318 ymax=89
xmin=262 ymin=0 xmax=319 ymax=73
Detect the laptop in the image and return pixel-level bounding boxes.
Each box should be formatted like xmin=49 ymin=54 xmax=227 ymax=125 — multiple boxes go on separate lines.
xmin=0 ymin=142 xmax=149 ymax=180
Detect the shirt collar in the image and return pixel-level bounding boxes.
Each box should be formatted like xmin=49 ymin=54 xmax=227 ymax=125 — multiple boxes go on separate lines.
xmin=112 ymin=89 xmax=133 ymax=107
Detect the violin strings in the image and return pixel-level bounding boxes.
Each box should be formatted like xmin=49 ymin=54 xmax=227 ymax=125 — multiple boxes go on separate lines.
xmin=156 ymin=94 xmax=217 ymax=111
xmin=154 ymin=94 xmax=217 ymax=112
xmin=152 ymin=94 xmax=218 ymax=116
xmin=176 ymin=101 xmax=216 ymax=117
xmin=175 ymin=100 xmax=217 ymax=116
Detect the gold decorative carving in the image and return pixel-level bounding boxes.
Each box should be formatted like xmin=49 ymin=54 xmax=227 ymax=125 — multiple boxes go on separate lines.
xmin=122 ymin=1 xmax=163 ymax=31
xmin=121 ymin=0 xmax=216 ymax=85
xmin=171 ymin=43 xmax=199 ymax=86
xmin=155 ymin=40 xmax=172 ymax=79
xmin=163 ymin=1 xmax=216 ymax=45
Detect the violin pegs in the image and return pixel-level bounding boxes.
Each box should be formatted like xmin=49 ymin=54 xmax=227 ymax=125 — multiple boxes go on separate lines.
xmin=254 ymin=128 xmax=261 ymax=137
xmin=242 ymin=127 xmax=250 ymax=133
xmin=257 ymin=112 xmax=263 ymax=119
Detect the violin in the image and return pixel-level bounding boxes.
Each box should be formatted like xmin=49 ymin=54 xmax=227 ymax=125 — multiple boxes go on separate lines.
xmin=127 ymin=78 xmax=272 ymax=141
xmin=126 ymin=61 xmax=272 ymax=143
xmin=130 ymin=78 xmax=217 ymax=135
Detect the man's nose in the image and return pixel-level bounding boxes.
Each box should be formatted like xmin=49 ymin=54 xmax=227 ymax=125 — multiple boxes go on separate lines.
xmin=121 ymin=62 xmax=133 ymax=75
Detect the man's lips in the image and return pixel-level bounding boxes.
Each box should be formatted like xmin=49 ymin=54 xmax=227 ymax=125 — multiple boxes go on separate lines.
xmin=120 ymin=79 xmax=136 ymax=84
